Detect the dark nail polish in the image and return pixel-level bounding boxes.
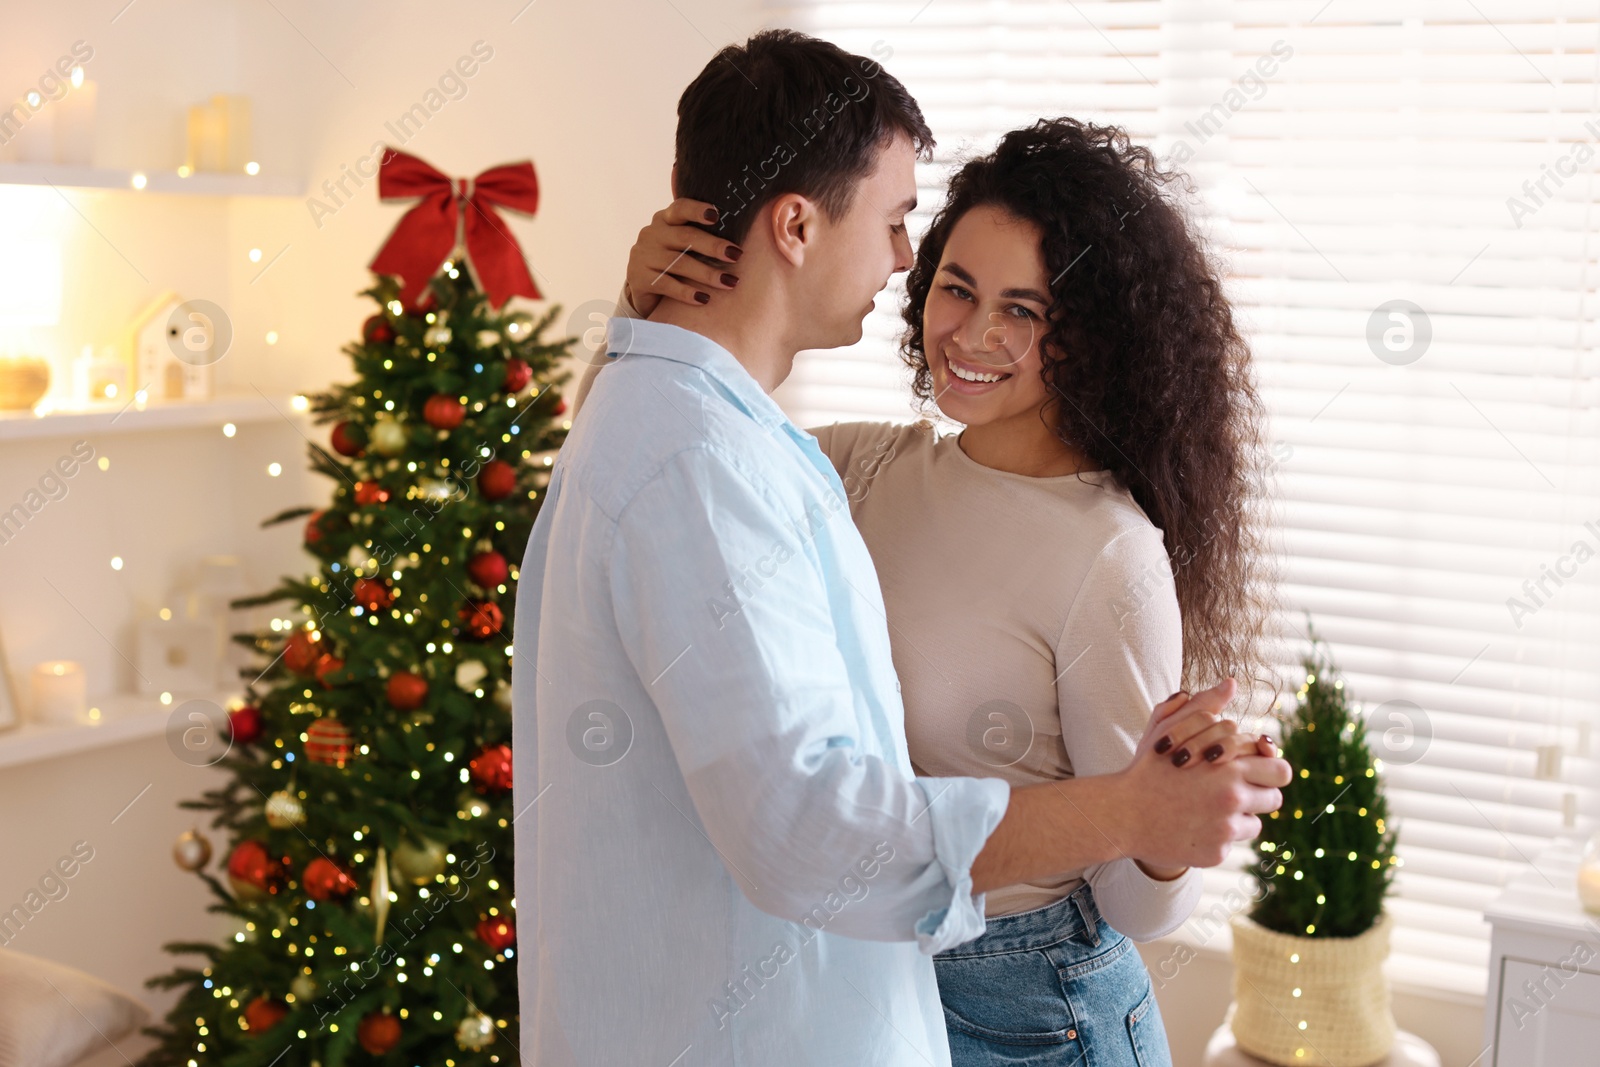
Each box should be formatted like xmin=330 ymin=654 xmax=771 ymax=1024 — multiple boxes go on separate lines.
xmin=1203 ymin=744 xmax=1224 ymax=762
xmin=1166 ymin=691 xmax=1183 ymax=702
xmin=725 ymin=246 xmax=743 ymax=262
xmin=694 ymin=291 xmax=710 ymax=305
xmin=721 ymin=272 xmax=739 ymax=287
xmin=1154 ymin=735 xmax=1173 ymax=755
xmin=704 ymin=207 xmax=719 ymax=223
xmin=1171 ymin=748 xmax=1191 ymax=767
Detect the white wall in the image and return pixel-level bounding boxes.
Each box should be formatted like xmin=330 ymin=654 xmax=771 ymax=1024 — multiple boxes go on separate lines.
xmin=0 ymin=1 xmax=768 ymax=1061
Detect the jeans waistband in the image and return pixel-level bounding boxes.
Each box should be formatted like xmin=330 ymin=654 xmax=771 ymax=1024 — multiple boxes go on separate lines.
xmin=938 ymin=881 xmax=1109 ymax=958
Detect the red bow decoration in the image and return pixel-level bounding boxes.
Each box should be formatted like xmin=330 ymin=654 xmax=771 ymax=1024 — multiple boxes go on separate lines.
xmin=369 ymin=148 xmax=542 ymax=310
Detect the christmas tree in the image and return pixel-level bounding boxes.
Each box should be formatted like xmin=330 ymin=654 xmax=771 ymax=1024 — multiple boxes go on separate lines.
xmin=138 ymin=261 xmax=573 ymax=1066
xmin=1248 ymin=633 xmax=1401 ymax=939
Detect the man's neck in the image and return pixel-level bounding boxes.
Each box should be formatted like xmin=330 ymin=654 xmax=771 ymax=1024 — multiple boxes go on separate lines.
xmin=648 ymin=295 xmax=796 ymax=394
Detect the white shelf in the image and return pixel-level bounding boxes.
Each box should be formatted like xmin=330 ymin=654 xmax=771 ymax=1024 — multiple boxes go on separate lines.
xmin=0 ymin=690 xmax=241 ymax=770
xmin=1483 ymin=840 xmax=1593 ymax=937
xmin=0 ymin=391 xmax=310 ymax=442
xmin=0 ymin=162 xmax=303 ymax=197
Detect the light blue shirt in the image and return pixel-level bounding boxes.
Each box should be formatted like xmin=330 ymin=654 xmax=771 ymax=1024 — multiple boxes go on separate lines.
xmin=511 ymin=317 xmax=1011 ymax=1066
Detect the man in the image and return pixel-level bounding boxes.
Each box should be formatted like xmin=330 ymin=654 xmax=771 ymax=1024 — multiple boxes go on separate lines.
xmin=512 ymin=29 xmax=1289 ymax=1066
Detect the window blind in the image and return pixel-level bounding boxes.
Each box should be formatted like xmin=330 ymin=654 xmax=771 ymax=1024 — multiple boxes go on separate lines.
xmin=767 ymin=0 xmax=1600 ymax=998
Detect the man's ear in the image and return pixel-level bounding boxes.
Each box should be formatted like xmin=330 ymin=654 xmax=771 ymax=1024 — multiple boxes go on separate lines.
xmin=767 ymin=192 xmax=815 ymax=268
xmin=670 ymin=164 xmax=678 ymax=199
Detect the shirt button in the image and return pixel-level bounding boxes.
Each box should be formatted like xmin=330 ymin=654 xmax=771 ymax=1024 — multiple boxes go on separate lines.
xmin=1066 ymin=1029 xmax=1077 ymax=1040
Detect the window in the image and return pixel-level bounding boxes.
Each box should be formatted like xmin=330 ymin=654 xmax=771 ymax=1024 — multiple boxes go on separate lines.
xmin=771 ymin=0 xmax=1600 ymax=997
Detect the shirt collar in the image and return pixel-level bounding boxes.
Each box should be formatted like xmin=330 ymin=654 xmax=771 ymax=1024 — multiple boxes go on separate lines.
xmin=605 ymin=316 xmax=788 ymax=431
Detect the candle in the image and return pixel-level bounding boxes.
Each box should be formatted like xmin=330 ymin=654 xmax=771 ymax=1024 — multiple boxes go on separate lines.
xmin=15 ymin=90 xmax=56 ymax=164
xmin=85 ymin=345 xmax=130 ymax=403
xmin=30 ymin=660 xmax=87 ymax=725
xmin=186 ymin=100 xmax=226 ymax=172
xmin=214 ymin=93 xmax=252 ymax=172
xmin=54 ymin=69 xmax=97 ymax=166
xmin=1580 ymin=867 xmax=1600 ymax=914
xmin=1581 ymin=833 xmax=1600 ymax=915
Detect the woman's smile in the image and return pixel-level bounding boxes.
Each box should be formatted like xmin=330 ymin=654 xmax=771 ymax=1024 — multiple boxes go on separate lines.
xmin=941 ymin=350 xmax=1014 ymax=393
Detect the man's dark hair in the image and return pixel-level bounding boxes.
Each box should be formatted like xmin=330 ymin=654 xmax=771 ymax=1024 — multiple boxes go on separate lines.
xmin=674 ymin=29 xmax=933 ymax=244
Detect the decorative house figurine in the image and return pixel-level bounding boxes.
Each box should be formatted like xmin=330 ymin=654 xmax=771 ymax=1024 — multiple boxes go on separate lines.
xmin=126 ymin=292 xmax=215 ymax=401
xmin=136 ymin=612 xmax=222 ymax=696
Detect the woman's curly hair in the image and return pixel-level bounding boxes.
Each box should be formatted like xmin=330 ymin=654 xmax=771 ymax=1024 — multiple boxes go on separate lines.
xmin=901 ymin=117 xmax=1276 ymax=693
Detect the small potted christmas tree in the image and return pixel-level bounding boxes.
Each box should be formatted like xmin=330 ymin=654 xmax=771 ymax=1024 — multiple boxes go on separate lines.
xmin=1228 ymin=633 xmax=1403 ymax=1066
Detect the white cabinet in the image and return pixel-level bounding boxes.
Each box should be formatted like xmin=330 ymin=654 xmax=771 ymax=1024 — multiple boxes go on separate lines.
xmin=1482 ymin=842 xmax=1600 ymax=1066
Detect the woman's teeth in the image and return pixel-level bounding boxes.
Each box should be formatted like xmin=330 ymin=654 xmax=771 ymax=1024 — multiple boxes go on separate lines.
xmin=947 ymin=355 xmax=1010 ymax=383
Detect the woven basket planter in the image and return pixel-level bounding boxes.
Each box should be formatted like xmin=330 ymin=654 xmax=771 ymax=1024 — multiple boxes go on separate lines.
xmin=1227 ymin=910 xmax=1396 ymax=1066
xmin=0 ymin=357 xmax=50 ymax=411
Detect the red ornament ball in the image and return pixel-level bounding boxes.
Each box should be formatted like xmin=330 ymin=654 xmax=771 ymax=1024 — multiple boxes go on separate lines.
xmin=283 ymin=632 xmax=321 ymax=674
xmin=553 ymin=396 xmax=568 ymax=416
xmin=302 ymin=856 xmax=358 ymax=901
xmin=362 ymin=314 xmax=395 ymax=346
xmin=502 ymin=357 xmax=532 ymax=393
xmin=459 ymin=600 xmax=504 ymax=640
xmin=330 ymin=420 xmax=364 ymax=457
xmin=353 ymin=481 xmax=390 ymax=507
xmin=227 ymin=840 xmax=287 ymax=899
xmin=228 ymin=705 xmax=263 ymax=745
xmin=477 ymin=460 xmax=517 ymax=501
xmin=358 ymin=1010 xmax=402 ymax=1055
xmin=386 ymin=670 xmax=429 ymax=711
xmin=306 ymin=717 xmax=355 ymax=765
xmin=303 ymin=510 xmax=326 ymax=548
xmin=476 ymin=915 xmax=516 ymax=951
xmin=314 ymin=653 xmax=345 ymax=689
xmin=423 ymin=393 xmax=465 ymax=430
xmin=469 ymin=742 xmax=513 ymax=794
xmin=353 ymin=577 xmax=392 ymax=611
xmin=244 ymin=994 xmax=289 ymax=1034
xmin=466 ymin=550 xmax=509 ymax=589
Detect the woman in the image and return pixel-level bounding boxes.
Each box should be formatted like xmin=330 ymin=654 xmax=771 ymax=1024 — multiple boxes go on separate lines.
xmin=587 ymin=119 xmax=1274 ymax=1066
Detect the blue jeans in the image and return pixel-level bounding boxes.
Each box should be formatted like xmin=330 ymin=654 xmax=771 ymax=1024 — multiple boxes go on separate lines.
xmin=933 ymin=882 xmax=1173 ymax=1067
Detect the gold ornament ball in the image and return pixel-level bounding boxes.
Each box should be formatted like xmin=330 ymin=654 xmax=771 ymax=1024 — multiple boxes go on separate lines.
xmin=391 ymin=836 xmax=449 ymax=884
xmin=172 ymin=828 xmax=213 ymax=871
xmin=265 ymin=790 xmax=306 ymax=830
xmin=419 ymin=477 xmax=454 ymax=502
xmin=289 ymin=972 xmax=318 ymax=1001
xmin=457 ymin=788 xmax=490 ymax=821
xmin=455 ymin=1011 xmax=495 ymax=1051
xmin=370 ymin=417 xmax=408 ymax=456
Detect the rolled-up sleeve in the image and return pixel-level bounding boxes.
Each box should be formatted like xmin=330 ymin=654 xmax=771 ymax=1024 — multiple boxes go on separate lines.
xmin=1057 ymin=526 xmax=1200 ymax=941
xmin=1084 ymin=857 xmax=1205 ymax=942
xmin=609 ymin=441 xmax=1009 ymax=953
